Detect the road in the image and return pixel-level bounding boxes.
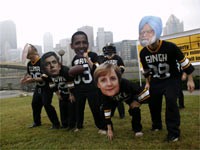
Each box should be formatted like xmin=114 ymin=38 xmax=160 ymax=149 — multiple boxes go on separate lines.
xmin=0 ymin=90 xmax=32 ymax=99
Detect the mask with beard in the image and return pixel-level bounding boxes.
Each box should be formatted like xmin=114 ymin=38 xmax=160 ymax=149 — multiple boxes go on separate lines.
xmin=139 ymin=33 xmax=156 ymax=47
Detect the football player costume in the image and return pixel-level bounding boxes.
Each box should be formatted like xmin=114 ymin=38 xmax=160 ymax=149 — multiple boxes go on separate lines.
xmin=139 ymin=16 xmax=195 ymax=142
xmin=41 ymin=52 xmax=76 ymax=129
xmin=21 ymin=44 xmax=60 ymax=129
xmin=70 ymin=31 xmax=106 ymax=133
xmin=102 ymin=43 xmax=126 ymax=119
xmin=94 ymin=63 xmax=150 ymax=140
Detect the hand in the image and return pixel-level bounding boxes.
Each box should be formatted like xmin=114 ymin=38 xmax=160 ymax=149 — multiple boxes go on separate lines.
xmin=107 ymin=129 xmax=113 ymax=140
xmin=20 ymin=77 xmax=27 ymax=83
xmin=69 ymin=93 xmax=75 ymax=103
xmin=130 ymin=101 xmax=141 ymax=108
xmin=187 ymin=80 xmax=195 ymax=93
xmin=23 ymin=77 xmax=34 ymax=83
xmin=58 ymin=95 xmax=62 ymax=101
xmin=83 ymin=52 xmax=88 ymax=59
xmin=187 ymin=74 xmax=195 ymax=93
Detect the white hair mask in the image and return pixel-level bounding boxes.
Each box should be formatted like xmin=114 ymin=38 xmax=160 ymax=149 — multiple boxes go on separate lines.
xmin=139 ymin=34 xmax=156 ymax=47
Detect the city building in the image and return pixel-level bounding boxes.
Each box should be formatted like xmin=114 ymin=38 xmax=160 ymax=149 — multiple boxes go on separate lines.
xmin=78 ymin=26 xmax=94 ymax=51
xmin=119 ymin=40 xmax=137 ymax=61
xmin=96 ymin=28 xmax=113 ymax=53
xmin=163 ymin=14 xmax=184 ymax=35
xmin=54 ymin=38 xmax=75 ymax=66
xmin=43 ymin=32 xmax=54 ymax=53
xmin=7 ymin=48 xmax=21 ymax=62
xmin=0 ymin=20 xmax=17 ymax=62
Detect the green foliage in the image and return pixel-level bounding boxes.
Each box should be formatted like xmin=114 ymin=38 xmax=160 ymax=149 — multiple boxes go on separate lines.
xmin=0 ymin=95 xmax=199 ymax=149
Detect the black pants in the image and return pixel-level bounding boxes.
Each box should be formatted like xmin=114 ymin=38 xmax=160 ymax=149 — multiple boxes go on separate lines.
xmin=149 ymin=78 xmax=180 ymax=137
xmin=74 ymin=89 xmax=106 ymax=130
xmin=178 ymin=79 xmax=184 ymax=108
xmin=111 ymin=102 xmax=125 ymax=118
xmin=128 ymin=107 xmax=142 ymax=132
xmin=59 ymin=96 xmax=76 ymax=128
xmin=32 ymin=86 xmax=60 ymax=126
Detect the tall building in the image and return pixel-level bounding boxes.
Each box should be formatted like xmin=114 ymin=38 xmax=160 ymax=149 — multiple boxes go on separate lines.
xmin=43 ymin=32 xmax=53 ymax=53
xmin=34 ymin=45 xmax=42 ymax=56
xmin=54 ymin=38 xmax=75 ymax=66
xmin=0 ymin=20 xmax=17 ymax=62
xmin=163 ymin=14 xmax=184 ymax=35
xmin=96 ymin=28 xmax=113 ymax=53
xmin=119 ymin=40 xmax=137 ymax=61
xmin=78 ymin=26 xmax=94 ymax=50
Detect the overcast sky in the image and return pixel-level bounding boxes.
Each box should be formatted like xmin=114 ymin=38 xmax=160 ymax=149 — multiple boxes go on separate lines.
xmin=0 ymin=0 xmax=200 ymax=48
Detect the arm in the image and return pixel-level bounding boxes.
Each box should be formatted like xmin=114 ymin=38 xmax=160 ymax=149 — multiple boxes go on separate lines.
xmin=182 ymin=72 xmax=187 ymax=81
xmin=55 ymin=91 xmax=62 ymax=101
xmin=83 ymin=52 xmax=93 ymax=69
xmin=107 ymin=124 xmax=113 ymax=140
xmin=145 ymin=76 xmax=150 ymax=91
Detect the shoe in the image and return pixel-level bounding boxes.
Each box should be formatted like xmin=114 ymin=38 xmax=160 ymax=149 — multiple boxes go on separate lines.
xmin=151 ymin=128 xmax=162 ymax=131
xmin=98 ymin=129 xmax=107 ymax=135
xmin=73 ymin=128 xmax=80 ymax=132
xmin=164 ymin=136 xmax=180 ymax=142
xmin=49 ymin=125 xmax=60 ymax=130
xmin=135 ymin=132 xmax=144 ymax=137
xmin=66 ymin=127 xmax=75 ymax=131
xmin=29 ymin=123 xmax=41 ymax=128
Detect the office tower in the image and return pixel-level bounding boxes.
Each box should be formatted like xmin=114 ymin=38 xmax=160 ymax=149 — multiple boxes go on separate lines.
xmin=78 ymin=26 xmax=94 ymax=51
xmin=119 ymin=40 xmax=137 ymax=61
xmin=43 ymin=32 xmax=53 ymax=53
xmin=0 ymin=20 xmax=17 ymax=61
xmin=54 ymin=38 xmax=75 ymax=66
xmin=163 ymin=14 xmax=184 ymax=35
xmin=96 ymin=28 xmax=113 ymax=52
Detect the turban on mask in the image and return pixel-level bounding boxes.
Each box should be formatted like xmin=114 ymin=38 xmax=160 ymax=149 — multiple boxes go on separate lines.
xmin=139 ymin=16 xmax=163 ymax=39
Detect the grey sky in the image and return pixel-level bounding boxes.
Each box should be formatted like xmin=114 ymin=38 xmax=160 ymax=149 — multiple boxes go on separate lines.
xmin=0 ymin=0 xmax=200 ymax=48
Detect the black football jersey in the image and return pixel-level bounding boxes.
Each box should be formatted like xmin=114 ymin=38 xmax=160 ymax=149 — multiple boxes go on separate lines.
xmin=71 ymin=50 xmax=99 ymax=91
xmin=27 ymin=58 xmax=45 ymax=87
xmin=103 ymin=55 xmax=125 ymax=73
xmin=140 ymin=40 xmax=194 ymax=79
xmin=102 ymin=78 xmax=150 ymax=125
xmin=42 ymin=65 xmax=74 ymax=98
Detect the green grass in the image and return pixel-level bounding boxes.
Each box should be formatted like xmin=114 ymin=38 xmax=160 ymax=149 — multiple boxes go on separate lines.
xmin=0 ymin=95 xmax=199 ymax=149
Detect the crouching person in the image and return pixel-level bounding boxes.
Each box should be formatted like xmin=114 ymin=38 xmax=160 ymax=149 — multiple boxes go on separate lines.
xmin=41 ymin=52 xmax=76 ymax=130
xmin=94 ymin=63 xmax=150 ymax=140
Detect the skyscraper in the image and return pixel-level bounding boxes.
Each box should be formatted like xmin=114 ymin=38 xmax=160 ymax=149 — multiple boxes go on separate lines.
xmin=0 ymin=20 xmax=17 ymax=61
xmin=43 ymin=32 xmax=53 ymax=53
xmin=163 ymin=14 xmax=184 ymax=35
xmin=96 ymin=28 xmax=113 ymax=53
xmin=78 ymin=26 xmax=94 ymax=50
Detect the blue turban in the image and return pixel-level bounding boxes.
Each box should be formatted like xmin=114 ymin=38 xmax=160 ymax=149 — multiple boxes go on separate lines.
xmin=139 ymin=16 xmax=163 ymax=39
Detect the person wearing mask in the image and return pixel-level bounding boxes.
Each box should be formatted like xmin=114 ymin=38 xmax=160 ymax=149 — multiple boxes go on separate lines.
xmin=70 ymin=31 xmax=106 ymax=134
xmin=100 ymin=43 xmax=126 ymax=119
xmin=21 ymin=44 xmax=60 ymax=129
xmin=138 ymin=16 xmax=195 ymax=142
xmin=40 ymin=51 xmax=76 ymax=130
xmin=94 ymin=63 xmax=150 ymax=140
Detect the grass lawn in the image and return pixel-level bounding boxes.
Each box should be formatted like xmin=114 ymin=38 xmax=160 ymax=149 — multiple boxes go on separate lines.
xmin=0 ymin=95 xmax=199 ymax=150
